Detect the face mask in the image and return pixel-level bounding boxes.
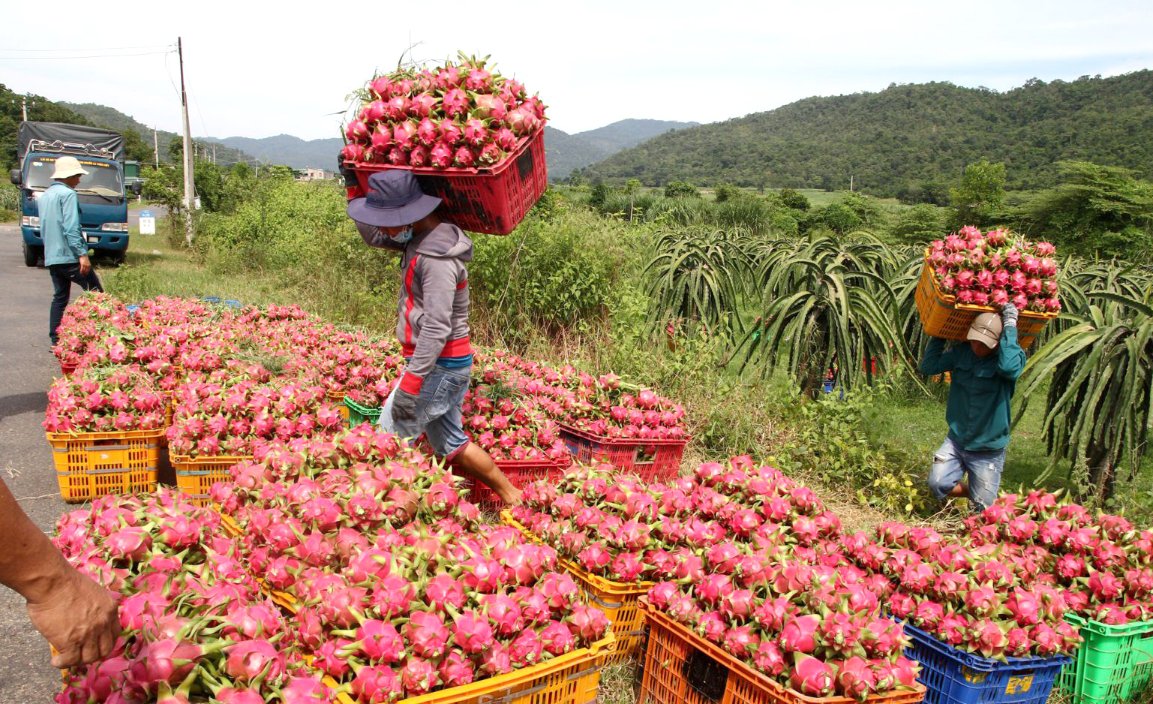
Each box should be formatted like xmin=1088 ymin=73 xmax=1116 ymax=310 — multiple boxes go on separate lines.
xmin=387 ymin=226 xmax=413 ymax=245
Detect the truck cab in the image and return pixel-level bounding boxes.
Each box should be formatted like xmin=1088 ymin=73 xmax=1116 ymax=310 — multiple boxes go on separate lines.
xmin=10 ymin=122 xmax=131 ymax=267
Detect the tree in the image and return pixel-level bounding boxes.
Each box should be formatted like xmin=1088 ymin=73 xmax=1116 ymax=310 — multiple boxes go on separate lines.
xmin=816 ymin=203 xmax=862 ymax=234
xmin=1014 ymin=161 xmax=1153 ymax=260
xmin=890 ymin=204 xmax=946 ymax=244
xmin=840 ymin=192 xmax=885 ymax=228
xmin=714 ymin=183 xmax=742 ymax=203
xmin=950 ymin=158 xmax=1006 ymax=227
xmin=778 ymin=188 xmax=810 ymax=211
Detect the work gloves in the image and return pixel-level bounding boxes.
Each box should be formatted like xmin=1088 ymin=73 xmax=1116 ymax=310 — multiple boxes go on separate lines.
xmin=1001 ymin=302 xmax=1019 ymax=328
xmin=391 ymin=388 xmax=419 ymax=423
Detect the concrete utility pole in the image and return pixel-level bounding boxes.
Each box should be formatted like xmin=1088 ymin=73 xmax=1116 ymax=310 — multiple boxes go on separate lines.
xmin=21 ymin=95 xmax=29 ymax=121
xmin=179 ymin=37 xmax=196 ymax=247
xmin=153 ymin=129 xmax=159 ymax=168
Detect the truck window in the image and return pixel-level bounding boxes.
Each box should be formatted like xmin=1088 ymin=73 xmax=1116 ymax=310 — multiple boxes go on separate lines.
xmin=26 ymin=156 xmax=123 ymax=194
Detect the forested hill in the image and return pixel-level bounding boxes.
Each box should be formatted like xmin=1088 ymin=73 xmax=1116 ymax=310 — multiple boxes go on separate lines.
xmin=578 ymin=71 xmax=1153 ymax=197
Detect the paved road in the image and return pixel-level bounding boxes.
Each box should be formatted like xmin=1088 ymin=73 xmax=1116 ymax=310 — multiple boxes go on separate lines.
xmin=0 ymin=221 xmax=73 ymax=702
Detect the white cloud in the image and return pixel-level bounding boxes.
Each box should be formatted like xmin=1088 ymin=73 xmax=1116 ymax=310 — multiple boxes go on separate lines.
xmin=2 ymin=0 xmax=1150 ymax=139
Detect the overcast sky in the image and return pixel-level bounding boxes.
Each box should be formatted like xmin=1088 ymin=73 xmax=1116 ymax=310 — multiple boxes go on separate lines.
xmin=3 ymin=0 xmax=1151 ymax=141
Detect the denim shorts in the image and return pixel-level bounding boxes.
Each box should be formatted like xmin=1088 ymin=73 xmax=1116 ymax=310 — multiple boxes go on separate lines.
xmin=379 ymin=364 xmax=471 ymax=460
xmin=927 ymin=436 xmax=1006 ymax=511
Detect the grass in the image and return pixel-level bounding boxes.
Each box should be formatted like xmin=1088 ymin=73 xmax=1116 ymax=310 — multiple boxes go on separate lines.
xmin=863 ymin=374 xmax=1153 ymax=515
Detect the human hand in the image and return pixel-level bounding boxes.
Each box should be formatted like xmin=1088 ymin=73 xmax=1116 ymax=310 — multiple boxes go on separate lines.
xmin=78 ymin=255 xmax=91 ymax=276
xmin=1001 ymin=302 xmax=1019 ymax=328
xmin=27 ymin=567 xmax=119 ymax=668
xmin=391 ymin=388 xmax=419 ymax=423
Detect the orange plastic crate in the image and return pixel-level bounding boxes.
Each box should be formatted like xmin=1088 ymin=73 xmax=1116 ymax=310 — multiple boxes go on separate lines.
xmin=503 ymin=510 xmax=651 ymax=664
xmin=47 ymin=428 xmax=164 ymax=503
xmin=327 ymin=390 xmax=350 ymax=423
xmin=170 ymin=454 xmax=250 ymax=506
xmin=346 ymin=127 xmax=547 ymax=236
xmin=560 ymin=426 xmax=687 ymax=481
xmin=914 ymin=259 xmax=1056 ymax=351
xmin=328 ymin=632 xmax=614 ymax=704
xmin=639 ymin=602 xmax=926 ymax=704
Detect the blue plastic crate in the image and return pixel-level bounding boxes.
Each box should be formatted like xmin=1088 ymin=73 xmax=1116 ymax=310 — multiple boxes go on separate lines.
xmin=904 ymin=623 xmax=1070 ymax=704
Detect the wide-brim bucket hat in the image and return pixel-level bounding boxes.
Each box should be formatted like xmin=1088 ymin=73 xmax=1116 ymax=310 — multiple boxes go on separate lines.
xmin=347 ymin=169 xmax=441 ymax=227
xmin=52 ymin=156 xmax=89 ymax=179
xmin=967 ymin=312 xmax=1003 ymax=349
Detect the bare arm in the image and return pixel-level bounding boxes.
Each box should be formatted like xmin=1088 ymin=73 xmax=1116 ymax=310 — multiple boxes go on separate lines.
xmin=0 ymin=479 xmax=119 ymax=667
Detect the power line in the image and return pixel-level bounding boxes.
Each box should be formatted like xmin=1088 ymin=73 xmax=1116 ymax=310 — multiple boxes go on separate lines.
xmin=0 ymin=49 xmax=174 ymax=61
xmin=0 ymin=44 xmax=173 ymax=52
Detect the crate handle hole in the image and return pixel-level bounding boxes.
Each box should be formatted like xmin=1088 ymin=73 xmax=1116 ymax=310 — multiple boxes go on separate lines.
xmin=684 ymin=648 xmax=728 ymax=702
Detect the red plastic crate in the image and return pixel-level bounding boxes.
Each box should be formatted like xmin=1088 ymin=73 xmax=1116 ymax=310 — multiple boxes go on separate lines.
xmin=345 ymin=127 xmax=547 ymax=235
xmin=560 ymin=425 xmax=687 ymax=482
xmin=458 ymin=457 xmax=571 ymax=509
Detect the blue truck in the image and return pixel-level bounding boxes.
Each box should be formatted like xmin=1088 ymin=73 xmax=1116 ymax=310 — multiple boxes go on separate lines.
xmin=9 ymin=121 xmax=131 ymax=267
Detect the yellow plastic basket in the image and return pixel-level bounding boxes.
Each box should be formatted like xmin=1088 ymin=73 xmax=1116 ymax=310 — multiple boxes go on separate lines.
xmin=503 ymin=510 xmax=652 ymax=664
xmin=914 ymin=257 xmax=1056 ymax=351
xmin=47 ymin=427 xmax=164 ymax=503
xmin=329 ymin=632 xmax=615 ymax=704
xmin=170 ymin=454 xmax=250 ymax=506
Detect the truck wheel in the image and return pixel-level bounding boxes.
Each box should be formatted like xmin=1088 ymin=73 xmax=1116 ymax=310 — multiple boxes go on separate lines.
xmin=23 ymin=243 xmax=43 ymax=268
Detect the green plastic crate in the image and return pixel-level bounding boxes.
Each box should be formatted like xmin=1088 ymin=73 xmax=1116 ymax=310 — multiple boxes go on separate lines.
xmin=1057 ymin=613 xmax=1153 ymax=704
xmin=344 ymin=396 xmax=382 ymax=427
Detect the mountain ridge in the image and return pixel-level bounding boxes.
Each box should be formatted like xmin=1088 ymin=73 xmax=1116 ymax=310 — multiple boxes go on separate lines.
xmin=577 ymin=71 xmax=1153 ymax=196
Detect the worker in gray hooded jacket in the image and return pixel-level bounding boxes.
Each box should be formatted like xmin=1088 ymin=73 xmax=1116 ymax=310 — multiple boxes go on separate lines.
xmin=348 ymin=169 xmax=521 ymax=505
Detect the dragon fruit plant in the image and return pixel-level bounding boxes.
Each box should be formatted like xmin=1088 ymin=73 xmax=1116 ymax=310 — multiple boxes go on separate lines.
xmin=44 ymin=364 xmax=169 ymax=434
xmin=342 ymin=53 xmax=546 ymax=170
xmin=964 ymin=491 xmax=1153 ymax=626
xmin=52 ymin=489 xmax=340 ymax=704
xmin=927 ymin=226 xmax=1060 ymax=313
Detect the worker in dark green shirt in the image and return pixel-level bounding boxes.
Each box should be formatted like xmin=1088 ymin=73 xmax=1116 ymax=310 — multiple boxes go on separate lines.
xmin=919 ymin=304 xmax=1026 ymax=511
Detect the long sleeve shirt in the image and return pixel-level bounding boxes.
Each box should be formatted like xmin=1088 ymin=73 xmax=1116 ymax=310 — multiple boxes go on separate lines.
xmin=357 ymin=221 xmax=473 ymax=394
xmin=39 ymin=182 xmax=87 ymax=266
xmin=919 ymin=326 xmax=1027 ymax=451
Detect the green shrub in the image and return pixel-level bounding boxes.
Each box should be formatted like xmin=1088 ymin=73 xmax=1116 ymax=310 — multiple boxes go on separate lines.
xmin=778 ymin=188 xmax=811 ymax=211
xmin=469 ymin=208 xmax=646 ymax=345
xmin=889 ymin=204 xmax=947 ymax=244
xmin=664 ymin=181 xmax=700 ymax=199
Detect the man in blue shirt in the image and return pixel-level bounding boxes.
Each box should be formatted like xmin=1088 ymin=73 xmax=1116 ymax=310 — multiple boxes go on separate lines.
xmin=919 ymin=304 xmax=1026 ymax=511
xmin=40 ymin=156 xmax=103 ymax=346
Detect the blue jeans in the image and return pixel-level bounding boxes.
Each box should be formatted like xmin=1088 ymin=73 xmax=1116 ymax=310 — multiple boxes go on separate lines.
xmin=928 ymin=436 xmax=1005 ymax=511
xmin=49 ymin=263 xmax=103 ymax=345
xmin=379 ymin=364 xmax=471 ymax=459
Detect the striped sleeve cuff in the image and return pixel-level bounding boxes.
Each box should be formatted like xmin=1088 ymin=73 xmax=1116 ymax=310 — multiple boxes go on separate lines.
xmin=399 ymin=372 xmax=424 ymax=395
